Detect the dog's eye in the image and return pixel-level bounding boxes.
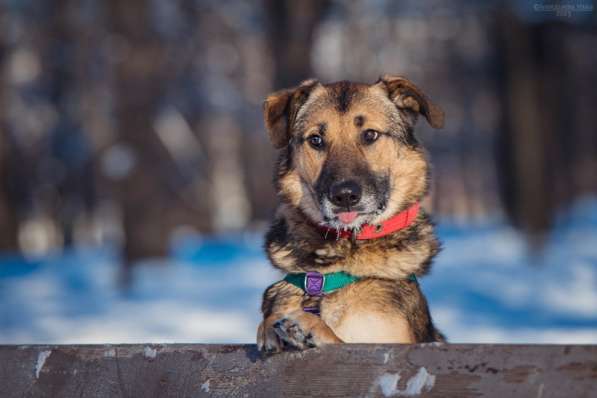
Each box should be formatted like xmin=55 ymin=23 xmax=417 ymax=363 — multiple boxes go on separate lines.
xmin=362 ymin=129 xmax=380 ymax=145
xmin=307 ymin=135 xmax=324 ymax=149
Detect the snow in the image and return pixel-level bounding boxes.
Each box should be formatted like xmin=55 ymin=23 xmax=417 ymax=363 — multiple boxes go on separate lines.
xmin=1 ymin=198 xmax=596 ymax=344
xmin=424 ymin=197 xmax=597 ymax=343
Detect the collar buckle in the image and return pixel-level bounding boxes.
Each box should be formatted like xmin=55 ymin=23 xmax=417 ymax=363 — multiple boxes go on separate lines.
xmin=304 ymin=271 xmax=325 ymax=296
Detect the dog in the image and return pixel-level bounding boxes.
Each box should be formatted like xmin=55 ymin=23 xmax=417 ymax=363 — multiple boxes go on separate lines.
xmin=257 ymin=75 xmax=445 ymax=352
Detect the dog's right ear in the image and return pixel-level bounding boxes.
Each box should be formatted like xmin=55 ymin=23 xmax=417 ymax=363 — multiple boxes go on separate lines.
xmin=377 ymin=75 xmax=444 ymax=129
xmin=263 ymin=79 xmax=319 ymax=149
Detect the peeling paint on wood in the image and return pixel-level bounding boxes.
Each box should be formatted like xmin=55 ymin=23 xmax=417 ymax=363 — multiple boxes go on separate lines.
xmin=34 ymin=350 xmax=51 ymax=379
xmin=143 ymin=345 xmax=158 ymax=359
xmin=372 ymin=367 xmax=435 ymax=397
xmin=0 ymin=344 xmax=596 ymax=397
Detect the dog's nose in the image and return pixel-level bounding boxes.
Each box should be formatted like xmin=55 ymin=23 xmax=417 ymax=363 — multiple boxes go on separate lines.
xmin=328 ymin=180 xmax=362 ymax=208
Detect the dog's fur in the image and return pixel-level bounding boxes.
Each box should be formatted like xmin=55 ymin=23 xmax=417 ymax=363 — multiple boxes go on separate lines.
xmin=257 ymin=75 xmax=445 ymax=352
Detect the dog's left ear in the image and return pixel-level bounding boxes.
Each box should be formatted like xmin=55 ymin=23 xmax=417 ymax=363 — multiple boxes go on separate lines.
xmin=263 ymin=79 xmax=320 ymax=149
xmin=377 ymin=75 xmax=444 ymax=129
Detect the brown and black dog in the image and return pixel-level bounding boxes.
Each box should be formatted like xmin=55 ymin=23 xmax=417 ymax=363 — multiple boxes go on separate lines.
xmin=257 ymin=75 xmax=445 ymax=352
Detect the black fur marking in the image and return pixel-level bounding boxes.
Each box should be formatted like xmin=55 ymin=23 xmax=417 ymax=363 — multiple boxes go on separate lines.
xmin=400 ymin=125 xmax=420 ymax=148
xmin=318 ymin=123 xmax=327 ymax=135
xmin=354 ymin=115 xmax=365 ymax=127
xmin=272 ymin=148 xmax=293 ymax=194
xmin=265 ymin=217 xmax=289 ymax=250
xmin=328 ymin=81 xmax=359 ymax=113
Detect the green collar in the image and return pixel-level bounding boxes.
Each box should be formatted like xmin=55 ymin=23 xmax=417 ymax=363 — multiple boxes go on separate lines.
xmin=283 ymin=271 xmax=417 ymax=296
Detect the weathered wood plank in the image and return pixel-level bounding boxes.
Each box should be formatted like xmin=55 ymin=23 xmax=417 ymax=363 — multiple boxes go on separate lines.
xmin=0 ymin=344 xmax=595 ymax=397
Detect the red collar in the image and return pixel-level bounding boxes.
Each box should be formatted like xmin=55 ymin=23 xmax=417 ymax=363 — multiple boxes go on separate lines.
xmin=318 ymin=202 xmax=420 ymax=240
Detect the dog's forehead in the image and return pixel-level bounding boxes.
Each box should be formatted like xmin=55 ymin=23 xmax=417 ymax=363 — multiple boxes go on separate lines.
xmin=295 ymin=81 xmax=396 ymax=131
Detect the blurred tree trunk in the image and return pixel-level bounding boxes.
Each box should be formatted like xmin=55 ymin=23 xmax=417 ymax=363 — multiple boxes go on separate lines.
xmin=264 ymin=0 xmax=331 ymax=88
xmin=0 ymin=23 xmax=19 ymax=251
xmin=496 ymin=13 xmax=555 ymax=238
xmin=0 ymin=131 xmax=19 ymax=252
xmin=108 ymin=0 xmax=170 ymax=266
xmin=107 ymin=1 xmax=211 ymax=272
xmin=42 ymin=0 xmax=96 ymax=248
xmin=495 ymin=13 xmax=597 ymax=239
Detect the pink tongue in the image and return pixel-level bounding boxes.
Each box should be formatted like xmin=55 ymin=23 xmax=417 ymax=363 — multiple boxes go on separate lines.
xmin=338 ymin=211 xmax=358 ymax=224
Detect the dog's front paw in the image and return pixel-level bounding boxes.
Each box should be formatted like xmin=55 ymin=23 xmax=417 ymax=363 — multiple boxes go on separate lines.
xmin=273 ymin=317 xmax=317 ymax=350
xmin=272 ymin=311 xmax=342 ymax=350
xmin=257 ymin=319 xmax=283 ymax=353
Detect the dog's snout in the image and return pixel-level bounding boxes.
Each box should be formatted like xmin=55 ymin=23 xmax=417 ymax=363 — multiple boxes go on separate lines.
xmin=328 ymin=180 xmax=362 ymax=208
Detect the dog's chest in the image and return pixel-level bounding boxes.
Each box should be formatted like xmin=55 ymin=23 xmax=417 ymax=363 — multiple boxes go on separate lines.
xmin=317 ymin=283 xmax=414 ymax=343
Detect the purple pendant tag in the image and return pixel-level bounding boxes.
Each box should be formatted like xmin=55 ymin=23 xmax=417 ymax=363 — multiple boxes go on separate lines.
xmin=304 ymin=271 xmax=325 ymax=296
xmin=303 ymin=306 xmax=321 ymax=315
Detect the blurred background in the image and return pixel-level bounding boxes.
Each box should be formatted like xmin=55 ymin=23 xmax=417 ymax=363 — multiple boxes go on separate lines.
xmin=1 ymin=0 xmax=596 ymax=344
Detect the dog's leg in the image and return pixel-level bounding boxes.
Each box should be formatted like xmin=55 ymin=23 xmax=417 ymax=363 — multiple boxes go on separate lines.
xmin=257 ymin=317 xmax=283 ymax=353
xmin=272 ymin=310 xmax=343 ymax=349
xmin=259 ymin=281 xmax=341 ymax=352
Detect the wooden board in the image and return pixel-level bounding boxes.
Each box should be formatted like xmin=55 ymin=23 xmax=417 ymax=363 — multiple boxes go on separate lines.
xmin=1 ymin=344 xmax=596 ymax=397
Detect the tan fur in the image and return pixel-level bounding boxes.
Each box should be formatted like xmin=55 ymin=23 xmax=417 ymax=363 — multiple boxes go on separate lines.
xmin=258 ymin=76 xmax=445 ymax=352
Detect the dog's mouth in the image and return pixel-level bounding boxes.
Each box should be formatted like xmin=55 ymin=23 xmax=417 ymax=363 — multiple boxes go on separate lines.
xmin=321 ymin=203 xmax=383 ymax=230
xmin=331 ymin=212 xmax=373 ymax=230
xmin=336 ymin=211 xmax=358 ymax=224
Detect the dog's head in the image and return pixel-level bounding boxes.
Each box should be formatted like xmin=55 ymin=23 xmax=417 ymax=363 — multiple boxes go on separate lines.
xmin=264 ymin=75 xmax=444 ymax=230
